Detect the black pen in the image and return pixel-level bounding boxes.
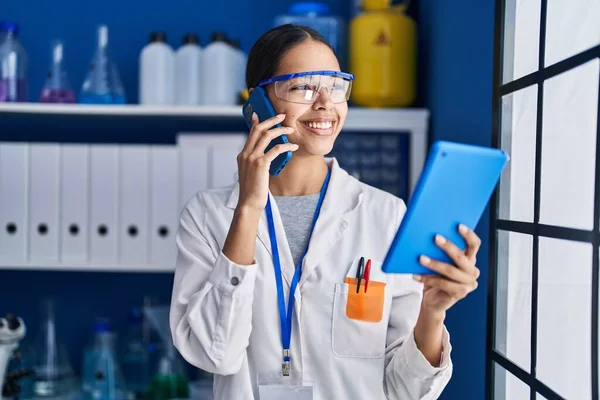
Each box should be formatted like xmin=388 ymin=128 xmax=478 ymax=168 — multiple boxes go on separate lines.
xmin=356 ymin=257 xmax=364 ymax=293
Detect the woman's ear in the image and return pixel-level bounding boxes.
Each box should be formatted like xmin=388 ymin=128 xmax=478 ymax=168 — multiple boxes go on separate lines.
xmin=248 ymin=87 xmax=254 ymax=95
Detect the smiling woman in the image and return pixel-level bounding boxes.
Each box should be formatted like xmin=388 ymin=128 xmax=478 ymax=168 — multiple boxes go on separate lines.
xmin=256 ymin=69 xmax=353 ymax=138
xmin=169 ymin=23 xmax=481 ymax=400
xmin=250 ymin=69 xmax=351 ymax=144
xmin=247 ymin=32 xmax=349 ymax=161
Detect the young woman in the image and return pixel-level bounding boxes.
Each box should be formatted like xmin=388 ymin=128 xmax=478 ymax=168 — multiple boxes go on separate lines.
xmin=170 ymin=24 xmax=481 ymax=400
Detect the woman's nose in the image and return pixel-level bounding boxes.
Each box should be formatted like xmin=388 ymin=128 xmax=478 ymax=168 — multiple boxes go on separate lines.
xmin=313 ymin=86 xmax=335 ymax=110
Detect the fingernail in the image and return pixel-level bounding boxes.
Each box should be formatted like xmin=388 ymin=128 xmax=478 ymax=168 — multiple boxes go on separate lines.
xmin=435 ymin=234 xmax=446 ymax=245
xmin=419 ymin=255 xmax=431 ymax=265
xmin=459 ymin=224 xmax=468 ymax=234
xmin=286 ymin=127 xmax=294 ymax=132
xmin=413 ymin=275 xmax=422 ymax=282
xmin=252 ymin=112 xmax=257 ymax=119
xmin=278 ymin=113 xmax=286 ymax=119
xmin=292 ymin=144 xmax=299 ymax=149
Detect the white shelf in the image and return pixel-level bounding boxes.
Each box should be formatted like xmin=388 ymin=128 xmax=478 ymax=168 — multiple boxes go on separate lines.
xmin=0 ymin=103 xmax=242 ymax=117
xmin=0 ymin=262 xmax=174 ymax=273
xmin=0 ymin=103 xmax=429 ymax=133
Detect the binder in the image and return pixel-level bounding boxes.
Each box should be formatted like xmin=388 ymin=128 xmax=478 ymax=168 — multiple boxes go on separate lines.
xmin=119 ymin=146 xmax=150 ymax=266
xmin=0 ymin=143 xmax=29 ymax=264
xmin=29 ymin=143 xmax=60 ymax=263
xmin=209 ymin=134 xmax=246 ymax=188
xmin=150 ymin=146 xmax=179 ymax=268
xmin=177 ymin=135 xmax=209 ymax=209
xmin=60 ymin=145 xmax=89 ymax=264
xmin=89 ymin=145 xmax=119 ymax=265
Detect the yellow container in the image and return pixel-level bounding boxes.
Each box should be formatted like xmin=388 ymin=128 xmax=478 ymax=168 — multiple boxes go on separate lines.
xmin=349 ymin=0 xmax=417 ymax=107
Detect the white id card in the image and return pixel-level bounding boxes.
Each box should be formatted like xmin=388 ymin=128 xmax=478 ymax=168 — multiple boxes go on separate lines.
xmin=258 ymin=371 xmax=314 ymax=400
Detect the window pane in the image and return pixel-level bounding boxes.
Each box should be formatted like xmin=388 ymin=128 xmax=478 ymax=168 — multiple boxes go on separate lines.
xmin=545 ymin=0 xmax=600 ymax=66
xmin=494 ymin=362 xmax=530 ymax=400
xmin=495 ymin=230 xmax=532 ymax=372
xmin=540 ymin=60 xmax=599 ymax=230
xmin=503 ymin=0 xmax=541 ymax=83
xmin=499 ymin=85 xmax=537 ymax=222
xmin=537 ymin=237 xmax=592 ymax=399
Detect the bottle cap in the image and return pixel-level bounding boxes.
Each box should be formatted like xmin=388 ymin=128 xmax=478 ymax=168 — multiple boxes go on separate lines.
xmin=149 ymin=31 xmax=167 ymax=43
xmin=93 ymin=318 xmax=111 ymax=333
xmin=0 ymin=21 xmax=19 ymax=35
xmin=182 ymin=33 xmax=199 ymax=45
xmin=127 ymin=307 xmax=144 ymax=324
xmin=362 ymin=0 xmax=392 ymax=10
xmin=210 ymin=31 xmax=229 ymax=43
xmin=289 ymin=2 xmax=330 ymax=15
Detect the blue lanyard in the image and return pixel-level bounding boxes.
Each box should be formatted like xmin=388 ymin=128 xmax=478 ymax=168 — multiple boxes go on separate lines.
xmin=264 ymin=168 xmax=331 ymax=376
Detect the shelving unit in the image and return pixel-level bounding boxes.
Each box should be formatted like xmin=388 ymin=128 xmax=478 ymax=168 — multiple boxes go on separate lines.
xmin=0 ymin=103 xmax=429 ymax=193
xmin=0 ymin=103 xmax=429 ymax=273
xmin=0 ymin=103 xmax=428 ymax=130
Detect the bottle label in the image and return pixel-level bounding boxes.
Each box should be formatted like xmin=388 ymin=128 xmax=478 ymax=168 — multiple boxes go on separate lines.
xmin=373 ymin=30 xmax=391 ymax=46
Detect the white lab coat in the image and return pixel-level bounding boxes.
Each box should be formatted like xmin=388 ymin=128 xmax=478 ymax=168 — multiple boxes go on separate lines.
xmin=170 ymin=158 xmax=453 ymax=400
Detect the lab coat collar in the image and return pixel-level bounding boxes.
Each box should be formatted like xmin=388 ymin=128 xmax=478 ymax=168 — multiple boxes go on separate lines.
xmin=225 ymin=158 xmax=361 ymax=210
xmin=225 ymin=158 xmax=364 ymax=286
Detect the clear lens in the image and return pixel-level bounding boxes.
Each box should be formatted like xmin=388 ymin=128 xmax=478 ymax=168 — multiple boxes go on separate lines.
xmin=273 ymin=74 xmax=352 ymax=104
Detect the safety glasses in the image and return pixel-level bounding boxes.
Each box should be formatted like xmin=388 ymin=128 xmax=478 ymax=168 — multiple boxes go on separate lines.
xmin=258 ymin=70 xmax=355 ymax=104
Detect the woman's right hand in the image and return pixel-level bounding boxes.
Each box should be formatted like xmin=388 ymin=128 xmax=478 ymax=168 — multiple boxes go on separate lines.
xmin=236 ymin=112 xmax=298 ymax=212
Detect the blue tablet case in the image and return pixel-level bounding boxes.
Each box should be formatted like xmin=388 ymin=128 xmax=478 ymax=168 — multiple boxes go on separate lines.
xmin=382 ymin=141 xmax=509 ymax=275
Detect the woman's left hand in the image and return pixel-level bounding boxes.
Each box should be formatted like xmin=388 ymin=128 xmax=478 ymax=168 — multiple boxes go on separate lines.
xmin=413 ymin=223 xmax=481 ymax=317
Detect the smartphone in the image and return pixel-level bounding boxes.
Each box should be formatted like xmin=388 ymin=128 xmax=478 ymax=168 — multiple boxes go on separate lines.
xmin=242 ymin=86 xmax=292 ymax=176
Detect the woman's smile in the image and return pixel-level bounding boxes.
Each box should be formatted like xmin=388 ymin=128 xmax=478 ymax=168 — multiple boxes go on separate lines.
xmin=298 ymin=117 xmax=337 ymax=136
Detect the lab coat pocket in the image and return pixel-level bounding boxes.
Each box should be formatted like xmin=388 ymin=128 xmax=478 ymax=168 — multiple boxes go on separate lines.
xmin=331 ymin=282 xmax=388 ymax=359
xmin=344 ymin=277 xmax=386 ymax=322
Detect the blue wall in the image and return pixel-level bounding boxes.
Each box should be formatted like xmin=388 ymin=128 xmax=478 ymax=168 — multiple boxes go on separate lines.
xmin=1 ymin=0 xmax=349 ymax=103
xmin=419 ymin=1 xmax=496 ymax=399
xmin=1 ymin=1 xmax=496 ymax=398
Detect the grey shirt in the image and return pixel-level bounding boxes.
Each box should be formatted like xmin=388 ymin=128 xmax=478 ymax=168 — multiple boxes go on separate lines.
xmin=273 ymin=193 xmax=320 ymax=266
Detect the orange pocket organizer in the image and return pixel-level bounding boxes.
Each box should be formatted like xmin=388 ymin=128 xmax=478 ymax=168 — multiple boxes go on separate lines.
xmin=343 ymin=277 xmax=386 ymax=323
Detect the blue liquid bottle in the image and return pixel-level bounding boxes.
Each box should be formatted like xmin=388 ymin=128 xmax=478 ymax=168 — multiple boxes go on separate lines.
xmin=274 ymin=3 xmax=345 ymax=68
xmin=90 ymin=331 xmax=127 ymax=400
xmin=80 ymin=25 xmax=126 ymax=104
xmin=120 ymin=307 xmax=151 ymax=400
xmin=82 ymin=319 xmax=111 ymax=400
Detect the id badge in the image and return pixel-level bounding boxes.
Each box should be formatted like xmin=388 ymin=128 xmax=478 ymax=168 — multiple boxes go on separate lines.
xmin=257 ymin=371 xmax=314 ymax=400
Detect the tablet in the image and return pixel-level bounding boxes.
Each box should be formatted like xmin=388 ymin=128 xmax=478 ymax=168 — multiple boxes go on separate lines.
xmin=382 ymin=140 xmax=509 ymax=275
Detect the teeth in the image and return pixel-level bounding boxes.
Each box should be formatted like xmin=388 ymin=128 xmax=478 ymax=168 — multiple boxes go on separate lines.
xmin=305 ymin=121 xmax=333 ymax=129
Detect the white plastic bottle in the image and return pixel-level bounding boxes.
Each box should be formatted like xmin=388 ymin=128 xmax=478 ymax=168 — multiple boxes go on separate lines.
xmin=0 ymin=21 xmax=28 ymax=102
xmin=229 ymin=38 xmax=248 ymax=103
xmin=139 ymin=31 xmax=174 ymax=105
xmin=201 ymin=32 xmax=237 ymax=106
xmin=175 ymin=33 xmax=202 ymax=105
